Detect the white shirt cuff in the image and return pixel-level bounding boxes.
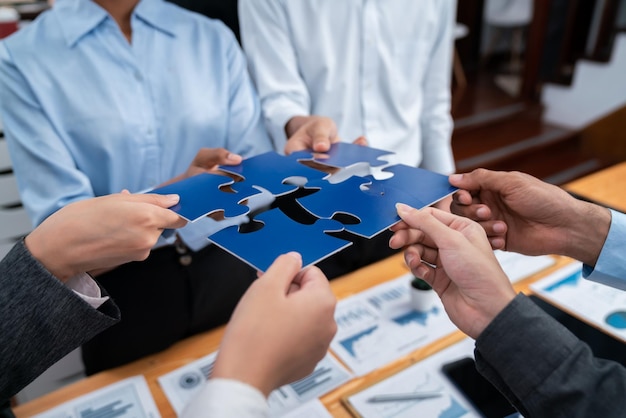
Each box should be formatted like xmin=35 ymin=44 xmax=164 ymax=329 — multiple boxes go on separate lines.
xmin=181 ymin=378 xmax=269 ymax=418
xmin=65 ymin=273 xmax=109 ymax=309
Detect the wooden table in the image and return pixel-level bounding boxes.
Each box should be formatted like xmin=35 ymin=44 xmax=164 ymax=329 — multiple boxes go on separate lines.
xmin=563 ymin=161 xmax=626 ymax=213
xmin=13 ymin=162 xmax=626 ymax=417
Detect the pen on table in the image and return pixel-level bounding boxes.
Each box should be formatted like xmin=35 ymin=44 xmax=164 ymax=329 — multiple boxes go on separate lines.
xmin=366 ymin=392 xmax=443 ymax=403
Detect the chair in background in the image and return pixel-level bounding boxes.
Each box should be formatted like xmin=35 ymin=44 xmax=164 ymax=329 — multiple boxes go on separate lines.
xmin=483 ymin=0 xmax=534 ymax=96
xmin=484 ymin=0 xmax=534 ymax=72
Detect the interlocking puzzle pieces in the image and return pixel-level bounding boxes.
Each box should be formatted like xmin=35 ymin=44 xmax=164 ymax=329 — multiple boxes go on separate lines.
xmin=149 ymin=172 xmax=261 ymax=222
xmin=296 ymin=164 xmax=458 ymax=238
xmin=208 ymin=208 xmax=353 ymax=272
xmin=290 ymin=142 xmax=397 ymax=184
xmin=147 ymin=150 xmax=335 ymax=246
xmin=218 ymin=151 xmax=328 ymax=196
xmin=290 ymin=142 xmax=393 ymax=171
xmin=375 ymin=164 xmax=458 ymax=209
xmin=149 ymin=143 xmax=395 ymax=222
xmin=149 ymin=144 xmax=458 ymax=272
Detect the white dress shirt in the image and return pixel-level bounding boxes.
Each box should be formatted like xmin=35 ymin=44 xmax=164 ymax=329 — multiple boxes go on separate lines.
xmin=239 ymin=0 xmax=457 ymax=172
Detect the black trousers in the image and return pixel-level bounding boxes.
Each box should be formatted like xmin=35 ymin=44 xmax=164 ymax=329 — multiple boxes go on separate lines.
xmin=82 ymin=243 xmax=257 ymax=375
xmin=82 ymin=230 xmax=398 ymax=375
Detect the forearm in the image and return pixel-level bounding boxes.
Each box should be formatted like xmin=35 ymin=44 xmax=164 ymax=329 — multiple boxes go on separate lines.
xmin=224 ymin=30 xmax=273 ymax=157
xmin=25 ymin=229 xmax=81 ymax=282
xmin=475 ymin=294 xmax=626 ymax=417
xmin=563 ymin=200 xmax=611 ymax=267
xmin=0 ymin=241 xmax=119 ymax=400
xmin=239 ymin=0 xmax=310 ymax=149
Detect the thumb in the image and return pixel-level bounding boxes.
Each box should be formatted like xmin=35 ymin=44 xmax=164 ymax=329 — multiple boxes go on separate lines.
xmin=449 ymin=169 xmax=500 ymax=194
xmin=290 ymin=265 xmax=330 ymax=294
xmin=259 ymin=252 xmax=304 ymax=294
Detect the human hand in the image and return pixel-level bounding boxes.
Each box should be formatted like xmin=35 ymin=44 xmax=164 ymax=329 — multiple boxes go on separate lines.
xmin=389 ymin=204 xmax=516 ymax=339
xmin=351 ymin=135 xmax=368 ymax=146
xmin=448 ymin=169 xmax=610 ymax=265
xmin=284 ymin=115 xmax=339 ymax=154
xmin=24 ymin=193 xmax=187 ymax=281
xmin=167 ymin=148 xmax=243 ymax=185
xmin=211 ymin=252 xmax=337 ymax=397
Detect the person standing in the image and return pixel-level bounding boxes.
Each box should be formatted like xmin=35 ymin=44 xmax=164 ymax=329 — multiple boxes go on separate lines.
xmin=0 ymin=0 xmax=272 ymax=374
xmin=238 ymin=0 xmax=457 ymax=175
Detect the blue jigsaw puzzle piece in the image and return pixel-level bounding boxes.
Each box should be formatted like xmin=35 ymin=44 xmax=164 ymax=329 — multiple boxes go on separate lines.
xmin=297 ymin=165 xmax=457 ymax=238
xmin=208 ymin=208 xmax=352 ymax=272
xmin=149 ymin=173 xmax=260 ymax=222
xmin=375 ymin=164 xmax=458 ymax=206
xmin=296 ymin=175 xmax=427 ymax=238
xmin=218 ymin=152 xmax=327 ymax=197
xmin=290 ymin=142 xmax=393 ymax=170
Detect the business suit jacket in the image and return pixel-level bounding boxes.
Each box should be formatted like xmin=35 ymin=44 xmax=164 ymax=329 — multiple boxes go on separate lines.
xmin=0 ymin=241 xmax=120 ymax=403
xmin=475 ymin=294 xmax=626 ymax=417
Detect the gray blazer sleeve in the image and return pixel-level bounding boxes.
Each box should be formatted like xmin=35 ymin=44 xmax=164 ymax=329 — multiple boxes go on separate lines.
xmin=0 ymin=240 xmax=120 ymax=401
xmin=474 ymin=293 xmax=626 ymax=418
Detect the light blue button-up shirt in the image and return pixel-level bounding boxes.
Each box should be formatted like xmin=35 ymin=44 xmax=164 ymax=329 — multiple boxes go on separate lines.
xmin=583 ymin=209 xmax=626 ymax=290
xmin=0 ymin=0 xmax=272 ymax=232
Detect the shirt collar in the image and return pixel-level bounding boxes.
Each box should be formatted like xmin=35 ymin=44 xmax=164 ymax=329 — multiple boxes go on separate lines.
xmin=56 ymin=0 xmax=176 ymax=47
xmin=133 ymin=0 xmax=177 ymax=38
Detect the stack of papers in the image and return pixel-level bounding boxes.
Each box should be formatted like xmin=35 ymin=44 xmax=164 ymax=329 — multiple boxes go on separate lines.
xmin=531 ymin=261 xmax=626 ymax=342
xmin=158 ymin=351 xmax=351 ymax=417
xmin=343 ymin=338 xmax=479 ymax=418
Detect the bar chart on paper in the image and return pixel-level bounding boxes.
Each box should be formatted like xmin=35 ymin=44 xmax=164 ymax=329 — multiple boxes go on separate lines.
xmin=32 ymin=376 xmax=160 ymax=418
xmin=330 ymin=274 xmax=458 ymax=376
xmin=158 ymin=351 xmax=352 ymax=417
xmin=531 ymin=261 xmax=626 ymax=342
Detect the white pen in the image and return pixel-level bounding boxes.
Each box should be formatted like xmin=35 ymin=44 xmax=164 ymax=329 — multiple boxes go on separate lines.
xmin=366 ymin=392 xmax=443 ymax=403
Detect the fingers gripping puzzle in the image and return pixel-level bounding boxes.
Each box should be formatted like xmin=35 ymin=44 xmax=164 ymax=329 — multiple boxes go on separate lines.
xmin=151 ymin=143 xmax=457 ymax=271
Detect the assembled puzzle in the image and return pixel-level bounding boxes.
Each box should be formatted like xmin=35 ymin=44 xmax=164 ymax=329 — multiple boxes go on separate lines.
xmin=151 ymin=143 xmax=457 ymax=271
